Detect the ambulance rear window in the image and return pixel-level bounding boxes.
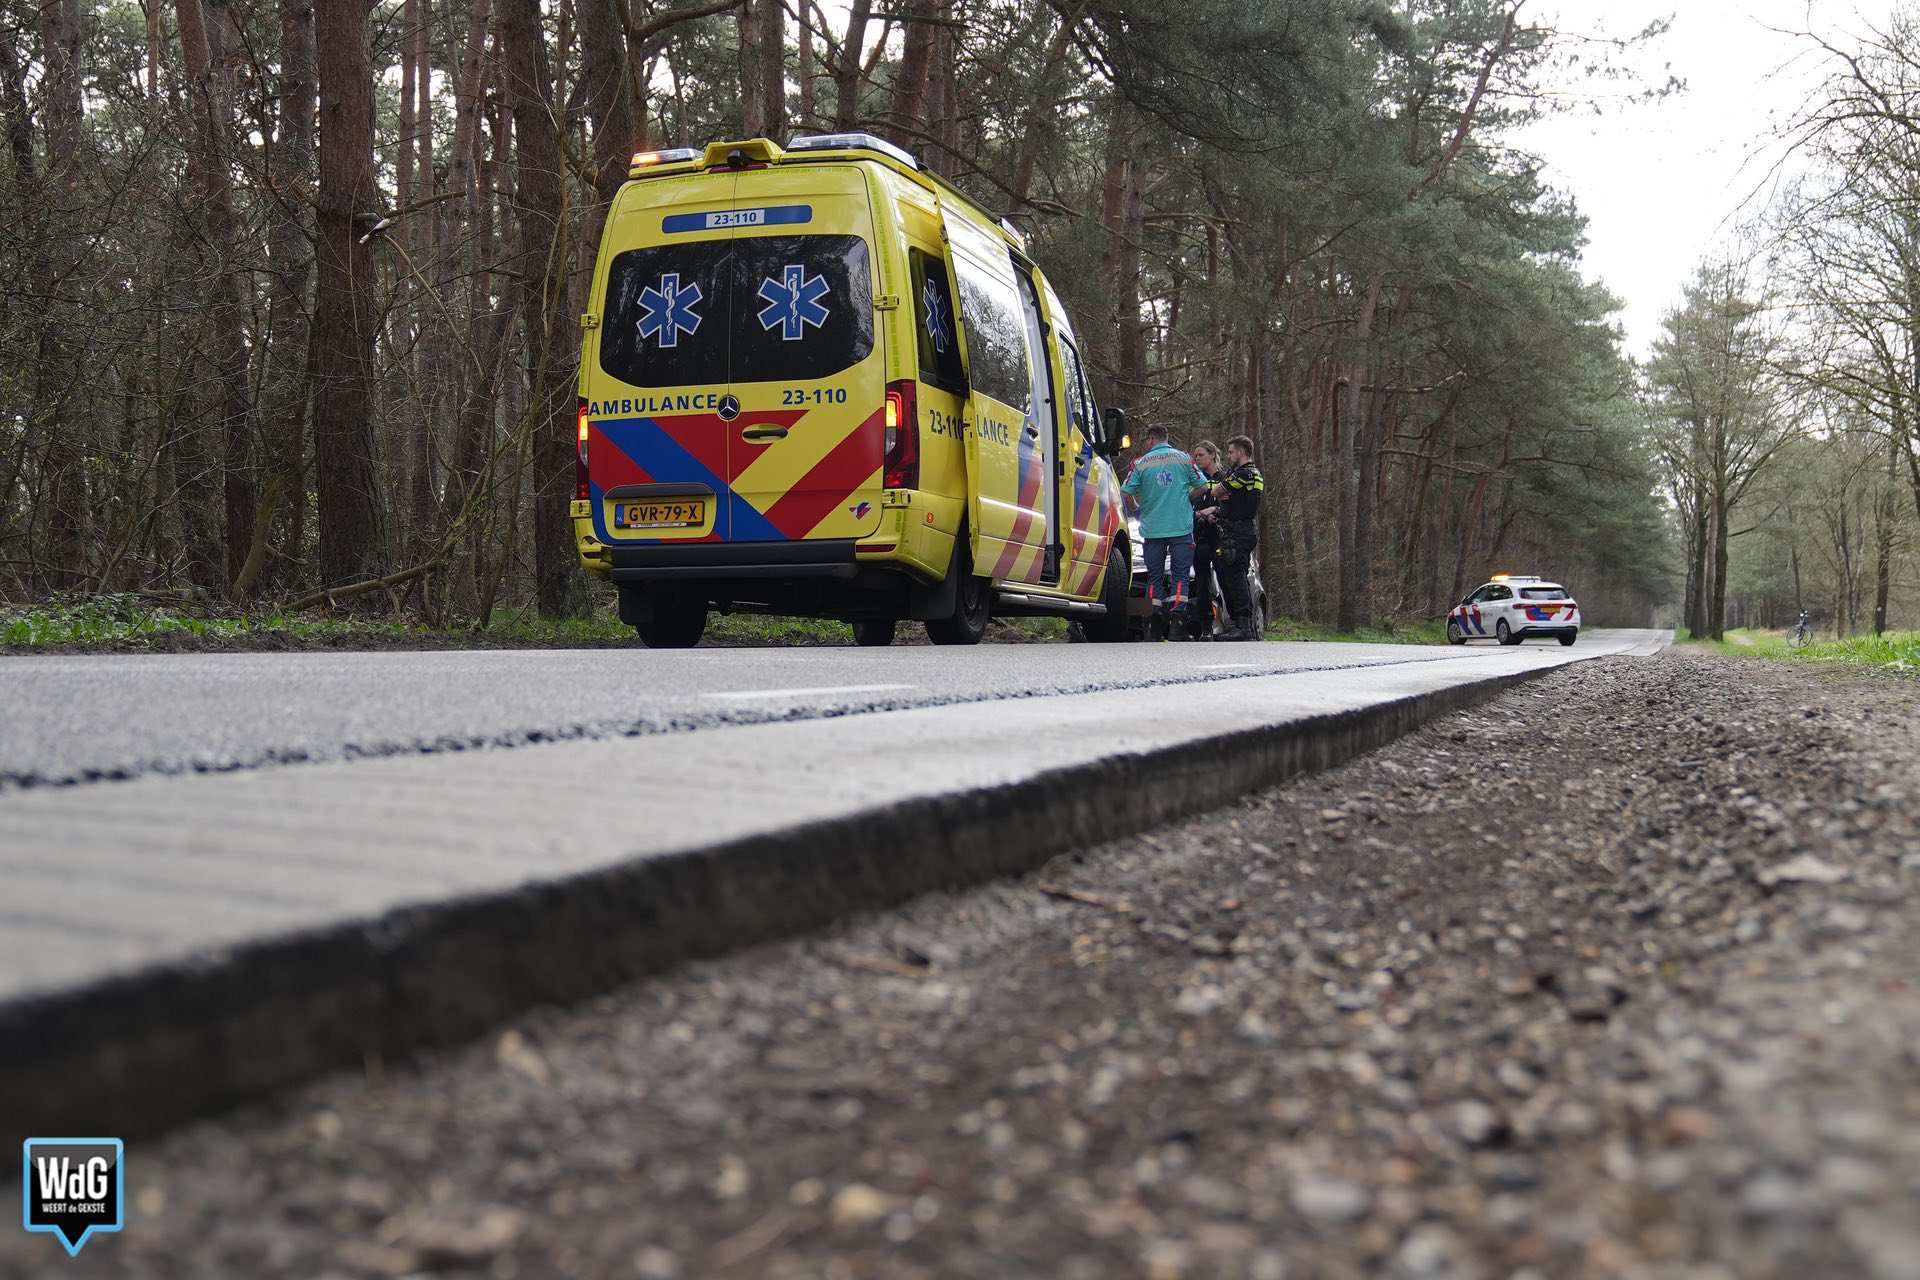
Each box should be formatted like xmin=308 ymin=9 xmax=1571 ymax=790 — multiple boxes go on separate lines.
xmin=599 ymin=235 xmax=874 ymax=389
xmin=910 ymin=248 xmax=967 ymax=394
xmin=1520 ymin=586 xmax=1568 ymax=600
xmin=951 ymin=255 xmax=1031 ymax=413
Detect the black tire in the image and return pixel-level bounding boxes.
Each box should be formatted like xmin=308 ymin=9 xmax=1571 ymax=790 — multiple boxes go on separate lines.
xmin=926 ymin=539 xmax=991 ymax=646
xmin=1082 ymin=543 xmax=1133 ymax=642
xmin=635 ymin=598 xmax=708 ymax=649
xmin=1496 ymin=619 xmax=1518 ymax=647
xmin=1558 ymin=630 xmax=1577 ymax=647
xmin=852 ymin=619 xmax=898 ymax=647
xmin=1447 ymin=619 xmax=1466 ymax=646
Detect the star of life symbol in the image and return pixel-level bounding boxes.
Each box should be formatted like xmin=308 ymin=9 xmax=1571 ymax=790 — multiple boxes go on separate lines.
xmin=757 ymin=264 xmax=832 ymax=341
xmin=637 ymin=272 xmax=703 ymax=348
xmin=922 ymin=277 xmax=951 ymax=353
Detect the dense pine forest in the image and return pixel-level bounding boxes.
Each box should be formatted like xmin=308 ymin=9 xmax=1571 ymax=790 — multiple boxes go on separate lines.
xmin=9 ymin=0 xmax=1885 ymax=634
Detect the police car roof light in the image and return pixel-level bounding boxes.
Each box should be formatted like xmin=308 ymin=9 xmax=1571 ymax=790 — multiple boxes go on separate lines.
xmin=785 ymin=132 xmax=921 ymax=170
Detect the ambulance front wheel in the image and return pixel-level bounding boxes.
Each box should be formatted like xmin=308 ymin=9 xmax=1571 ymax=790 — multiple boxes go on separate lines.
xmin=1081 ymin=543 xmax=1133 ymax=643
xmin=1446 ymin=619 xmax=1465 ymax=645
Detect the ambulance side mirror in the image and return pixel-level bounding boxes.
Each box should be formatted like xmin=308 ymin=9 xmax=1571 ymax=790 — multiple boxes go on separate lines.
xmin=1095 ymin=408 xmax=1128 ymax=457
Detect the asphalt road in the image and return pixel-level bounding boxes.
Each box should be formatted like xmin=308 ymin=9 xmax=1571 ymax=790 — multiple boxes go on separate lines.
xmin=0 ymin=633 xmax=1650 ymax=790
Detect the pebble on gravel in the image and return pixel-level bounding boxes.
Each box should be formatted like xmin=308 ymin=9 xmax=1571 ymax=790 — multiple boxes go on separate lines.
xmin=829 ymin=1183 xmax=901 ymax=1228
xmin=1291 ymin=1171 xmax=1373 ymax=1222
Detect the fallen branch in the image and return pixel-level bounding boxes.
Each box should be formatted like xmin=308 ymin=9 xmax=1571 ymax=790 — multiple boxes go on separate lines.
xmin=283 ymin=560 xmax=446 ymax=613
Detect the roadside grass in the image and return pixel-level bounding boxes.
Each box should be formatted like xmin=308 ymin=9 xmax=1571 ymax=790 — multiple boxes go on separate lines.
xmin=0 ymin=595 xmax=1071 ymax=652
xmin=1264 ymin=615 xmax=1450 ymax=646
xmin=1682 ymin=626 xmax=1919 ymax=674
xmin=0 ymin=594 xmax=841 ymax=651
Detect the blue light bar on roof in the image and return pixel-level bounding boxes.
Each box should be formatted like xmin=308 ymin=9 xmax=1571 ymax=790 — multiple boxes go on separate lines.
xmin=785 ymin=132 xmax=921 ymax=169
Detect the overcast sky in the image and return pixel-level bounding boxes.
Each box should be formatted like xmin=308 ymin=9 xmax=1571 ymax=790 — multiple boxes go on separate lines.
xmin=1514 ymin=1 xmax=1898 ymax=354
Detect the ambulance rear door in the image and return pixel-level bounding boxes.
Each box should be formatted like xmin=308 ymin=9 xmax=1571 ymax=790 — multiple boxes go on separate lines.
xmin=591 ymin=167 xmax=884 ymax=546
xmin=942 ymin=209 xmax=1048 ymax=583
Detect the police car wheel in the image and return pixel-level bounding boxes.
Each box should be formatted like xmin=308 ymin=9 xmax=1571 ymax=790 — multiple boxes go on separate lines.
xmin=852 ymin=619 xmax=898 ymax=647
xmin=1082 ymin=544 xmax=1133 ymax=643
xmin=1446 ymin=619 xmax=1465 ymax=646
xmin=1496 ymin=619 xmax=1518 ymax=646
xmin=1558 ymin=630 xmax=1577 ymax=647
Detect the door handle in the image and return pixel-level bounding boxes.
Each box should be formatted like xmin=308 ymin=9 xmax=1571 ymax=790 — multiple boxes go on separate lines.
xmin=1024 ymin=424 xmax=1040 ymax=439
xmin=741 ymin=425 xmax=789 ymax=441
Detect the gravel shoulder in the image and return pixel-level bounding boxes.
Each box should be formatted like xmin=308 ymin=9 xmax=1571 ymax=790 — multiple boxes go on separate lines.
xmin=5 ymin=648 xmax=1917 ymax=1280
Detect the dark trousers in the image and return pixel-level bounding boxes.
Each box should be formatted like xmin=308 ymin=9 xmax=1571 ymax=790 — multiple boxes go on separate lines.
xmin=1191 ymin=534 xmax=1220 ymax=634
xmin=1219 ymin=525 xmax=1256 ymax=622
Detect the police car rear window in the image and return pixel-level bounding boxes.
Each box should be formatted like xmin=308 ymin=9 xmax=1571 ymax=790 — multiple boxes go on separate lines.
xmin=1520 ymin=586 xmax=1569 ymax=600
xmin=600 ymin=235 xmax=874 ymax=389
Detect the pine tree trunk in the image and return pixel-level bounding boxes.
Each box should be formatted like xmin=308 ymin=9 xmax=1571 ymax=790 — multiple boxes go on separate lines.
xmin=887 ymin=0 xmax=936 ymax=151
xmin=1873 ymin=434 xmax=1895 ymax=635
xmin=409 ymin=0 xmax=440 ymax=580
xmin=833 ymin=0 xmax=872 ymax=129
xmin=312 ymin=0 xmax=388 ymax=587
xmin=501 ymin=0 xmax=585 ymax=618
xmin=33 ymin=0 xmax=88 ymax=588
xmin=1336 ymin=272 xmax=1383 ymax=633
xmin=260 ymin=0 xmax=316 ymax=593
xmin=758 ymin=0 xmax=785 ymax=141
xmin=738 ymin=0 xmax=765 ymax=136
xmin=176 ymin=0 xmax=258 ymax=593
xmin=797 ymin=3 xmax=816 ymax=128
xmin=1708 ymin=482 xmax=1728 ymax=641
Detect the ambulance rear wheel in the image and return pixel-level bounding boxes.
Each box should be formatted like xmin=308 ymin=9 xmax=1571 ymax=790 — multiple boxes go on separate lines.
xmin=633 ymin=595 xmax=708 ymax=649
xmin=1446 ymin=619 xmax=1465 ymax=646
xmin=852 ymin=619 xmax=898 ymax=647
xmin=1082 ymin=544 xmax=1133 ymax=643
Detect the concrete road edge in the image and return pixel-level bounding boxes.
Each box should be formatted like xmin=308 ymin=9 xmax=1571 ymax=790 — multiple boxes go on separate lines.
xmin=4 ymin=657 xmax=1606 ymax=1144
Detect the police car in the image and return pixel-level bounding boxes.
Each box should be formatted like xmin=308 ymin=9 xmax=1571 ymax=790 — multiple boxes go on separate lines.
xmin=1447 ymin=574 xmax=1579 ymax=646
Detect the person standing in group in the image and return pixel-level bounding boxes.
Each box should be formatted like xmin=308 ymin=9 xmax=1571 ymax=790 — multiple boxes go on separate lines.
xmin=1120 ymin=424 xmax=1209 ymax=640
xmin=1187 ymin=440 xmax=1225 ymax=639
xmin=1209 ymin=434 xmax=1266 ymax=641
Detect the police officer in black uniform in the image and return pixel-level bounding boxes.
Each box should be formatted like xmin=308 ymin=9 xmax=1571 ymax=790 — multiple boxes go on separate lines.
xmin=1187 ymin=440 xmax=1224 ymax=639
xmin=1210 ymin=434 xmax=1265 ymax=641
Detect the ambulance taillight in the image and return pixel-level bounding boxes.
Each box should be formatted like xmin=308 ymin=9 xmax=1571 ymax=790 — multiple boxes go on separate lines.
xmin=883 ymin=381 xmax=918 ymax=489
xmin=575 ymin=399 xmax=590 ymax=500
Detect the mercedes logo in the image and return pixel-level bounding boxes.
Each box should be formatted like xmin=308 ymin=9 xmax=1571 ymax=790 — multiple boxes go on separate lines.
xmin=717 ymin=394 xmax=741 ymax=422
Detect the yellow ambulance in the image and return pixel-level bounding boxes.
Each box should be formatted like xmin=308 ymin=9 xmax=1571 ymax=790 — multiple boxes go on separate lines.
xmin=572 ymin=132 xmax=1134 ymax=647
